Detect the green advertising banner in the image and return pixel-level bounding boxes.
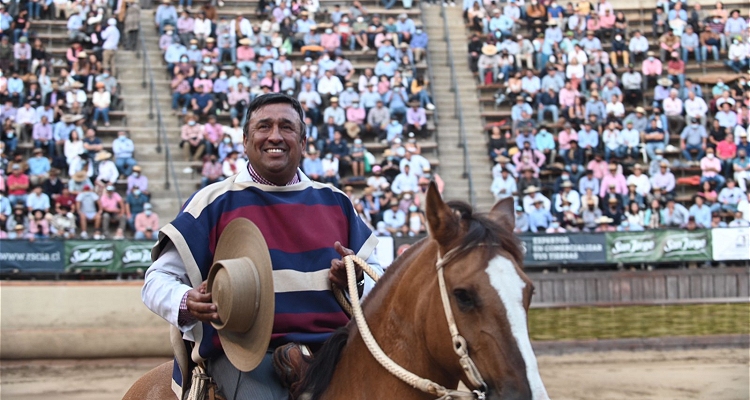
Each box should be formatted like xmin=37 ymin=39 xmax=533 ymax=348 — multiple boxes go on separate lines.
xmin=64 ymin=240 xmax=155 ymax=272
xmin=606 ymin=230 xmax=712 ymax=263
xmin=64 ymin=240 xmax=118 ymax=271
xmin=114 ymin=240 xmax=154 ymax=271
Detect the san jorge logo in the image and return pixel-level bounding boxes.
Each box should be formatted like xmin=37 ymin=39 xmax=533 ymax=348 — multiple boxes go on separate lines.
xmin=68 ymin=243 xmax=115 ymax=267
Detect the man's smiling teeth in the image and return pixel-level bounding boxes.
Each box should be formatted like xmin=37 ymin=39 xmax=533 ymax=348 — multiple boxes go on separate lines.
xmin=266 ymin=149 xmax=285 ymax=153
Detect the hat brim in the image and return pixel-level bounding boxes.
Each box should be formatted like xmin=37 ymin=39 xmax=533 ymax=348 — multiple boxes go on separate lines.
xmin=208 ymin=218 xmax=274 ymax=372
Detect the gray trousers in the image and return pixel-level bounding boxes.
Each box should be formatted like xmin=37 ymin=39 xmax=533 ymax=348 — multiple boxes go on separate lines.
xmin=206 ymin=352 xmax=289 ymax=400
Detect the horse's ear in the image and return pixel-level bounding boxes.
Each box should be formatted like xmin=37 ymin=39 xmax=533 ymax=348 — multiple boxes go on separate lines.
xmin=425 ymin=181 xmax=459 ymax=247
xmin=488 ymin=197 xmax=515 ymax=232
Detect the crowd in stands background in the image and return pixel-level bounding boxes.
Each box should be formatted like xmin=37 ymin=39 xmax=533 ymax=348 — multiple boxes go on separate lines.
xmin=470 ymin=0 xmax=750 ymax=233
xmin=0 ymin=0 xmax=157 ymax=240
xmin=150 ymin=0 xmax=438 ymax=235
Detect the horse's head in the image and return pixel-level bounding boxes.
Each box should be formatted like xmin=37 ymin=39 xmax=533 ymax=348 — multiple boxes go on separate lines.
xmin=422 ymin=182 xmax=549 ymax=400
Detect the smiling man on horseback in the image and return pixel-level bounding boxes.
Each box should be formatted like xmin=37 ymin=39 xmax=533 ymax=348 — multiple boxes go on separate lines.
xmin=140 ymin=93 xmax=381 ymax=400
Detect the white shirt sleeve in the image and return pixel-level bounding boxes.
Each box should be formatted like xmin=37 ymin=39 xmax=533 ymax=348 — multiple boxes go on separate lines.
xmin=142 ymin=240 xmax=197 ymax=334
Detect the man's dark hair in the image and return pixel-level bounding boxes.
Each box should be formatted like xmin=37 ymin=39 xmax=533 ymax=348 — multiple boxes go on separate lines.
xmin=243 ymin=93 xmax=306 ymax=139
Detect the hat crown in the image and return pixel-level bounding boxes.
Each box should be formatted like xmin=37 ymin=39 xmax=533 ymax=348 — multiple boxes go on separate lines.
xmin=211 ymin=258 xmax=261 ymax=334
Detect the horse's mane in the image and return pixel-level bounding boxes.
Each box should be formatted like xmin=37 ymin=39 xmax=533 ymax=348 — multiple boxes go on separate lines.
xmin=296 ymin=200 xmax=521 ymax=400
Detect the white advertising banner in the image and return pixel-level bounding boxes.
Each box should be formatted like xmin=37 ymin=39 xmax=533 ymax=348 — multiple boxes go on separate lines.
xmin=374 ymin=235 xmax=395 ymax=269
xmin=711 ymin=228 xmax=750 ymax=261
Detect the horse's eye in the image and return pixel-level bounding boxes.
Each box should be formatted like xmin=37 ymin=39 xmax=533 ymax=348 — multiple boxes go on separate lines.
xmin=453 ymin=288 xmax=476 ymax=311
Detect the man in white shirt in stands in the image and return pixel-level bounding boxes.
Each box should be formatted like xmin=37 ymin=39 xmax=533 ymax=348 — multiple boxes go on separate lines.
xmin=662 ymin=88 xmax=684 ymax=134
xmin=101 ymin=18 xmax=120 ymax=75
xmin=684 ymin=90 xmax=708 ymax=127
xmin=391 ymin=164 xmax=418 ymax=195
xmin=626 ymin=164 xmax=651 ymax=197
xmin=317 ymin=69 xmax=343 ymax=106
xmin=399 ymin=150 xmax=430 ymax=177
xmin=490 ymin=167 xmax=517 ymax=202
xmin=15 ymin=101 xmax=37 ymax=142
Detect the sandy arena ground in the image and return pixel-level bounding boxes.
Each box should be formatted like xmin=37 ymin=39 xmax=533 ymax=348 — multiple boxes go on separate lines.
xmin=1 ymin=348 xmax=748 ymax=400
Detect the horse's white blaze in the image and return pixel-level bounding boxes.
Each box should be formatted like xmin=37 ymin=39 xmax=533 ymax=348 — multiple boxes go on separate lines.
xmin=485 ymin=256 xmax=549 ymax=400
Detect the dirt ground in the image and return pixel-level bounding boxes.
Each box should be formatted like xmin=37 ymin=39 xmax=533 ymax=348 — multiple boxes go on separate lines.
xmin=1 ymin=348 xmax=748 ymax=400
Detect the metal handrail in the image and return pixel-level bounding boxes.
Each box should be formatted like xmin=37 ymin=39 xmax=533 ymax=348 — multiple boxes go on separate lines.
xmin=138 ymin=25 xmax=183 ymax=206
xmin=439 ymin=3 xmax=476 ymax=207
xmin=419 ymin=3 xmax=438 ymax=128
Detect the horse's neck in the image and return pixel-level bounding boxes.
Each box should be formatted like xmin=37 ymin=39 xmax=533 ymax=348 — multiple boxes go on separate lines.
xmin=322 ymin=250 xmax=458 ymax=400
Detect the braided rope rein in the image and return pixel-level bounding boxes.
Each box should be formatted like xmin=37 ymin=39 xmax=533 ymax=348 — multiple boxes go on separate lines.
xmin=333 ymin=254 xmax=485 ymax=400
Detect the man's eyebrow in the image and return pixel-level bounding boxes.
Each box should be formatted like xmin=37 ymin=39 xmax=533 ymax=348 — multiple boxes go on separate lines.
xmin=254 ymin=117 xmax=297 ymax=125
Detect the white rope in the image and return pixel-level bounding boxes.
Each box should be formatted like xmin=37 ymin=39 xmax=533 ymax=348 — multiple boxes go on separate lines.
xmin=186 ymin=365 xmax=210 ymax=400
xmin=336 ymin=255 xmax=483 ymax=400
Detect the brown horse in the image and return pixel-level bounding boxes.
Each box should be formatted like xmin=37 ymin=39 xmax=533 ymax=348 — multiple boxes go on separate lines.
xmin=124 ymin=183 xmax=549 ymax=400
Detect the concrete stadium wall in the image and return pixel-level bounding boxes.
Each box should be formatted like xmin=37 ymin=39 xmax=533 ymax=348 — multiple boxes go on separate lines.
xmin=0 ymin=282 xmax=172 ymax=359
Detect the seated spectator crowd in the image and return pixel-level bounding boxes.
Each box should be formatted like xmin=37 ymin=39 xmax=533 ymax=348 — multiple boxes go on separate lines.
xmin=170 ymin=0 xmax=439 ymax=202
xmin=476 ymin=0 xmax=750 ymax=233
xmin=0 ymin=0 xmax=158 ymax=241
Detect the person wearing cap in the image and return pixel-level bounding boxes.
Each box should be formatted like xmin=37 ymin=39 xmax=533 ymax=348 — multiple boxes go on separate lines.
xmin=725 ymin=36 xmax=748 ymax=73
xmin=97 ymin=184 xmax=126 ymax=239
xmin=101 ymin=18 xmax=120 ymax=75
xmin=155 ymin=0 xmax=178 ymax=34
xmin=144 ymin=94 xmax=382 ymax=399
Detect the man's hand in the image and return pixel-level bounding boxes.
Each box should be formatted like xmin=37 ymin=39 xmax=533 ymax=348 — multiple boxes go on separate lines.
xmin=186 ymin=280 xmax=219 ymax=323
xmin=329 ymin=241 xmax=363 ymax=290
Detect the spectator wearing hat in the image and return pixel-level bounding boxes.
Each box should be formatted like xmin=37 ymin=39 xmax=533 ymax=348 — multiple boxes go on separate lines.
xmin=650 ymin=160 xmax=676 ymax=195
xmin=102 ymin=18 xmax=120 ymax=75
xmin=122 ymin=164 xmax=147 ymax=195
xmin=477 ymin=44 xmax=500 ymax=84
xmin=91 ymin=82 xmax=111 ymax=127
xmin=528 ymin=198 xmax=553 ymax=233
xmin=27 ymin=148 xmax=50 ymax=186
xmin=74 ymin=184 xmax=99 ymax=239
xmin=599 ymin=163 xmax=627 ymax=198
xmin=490 ymin=166 xmax=517 ymax=202
xmin=94 ymin=150 xmax=119 ymax=190
xmin=98 ymin=184 xmax=126 ymax=239
xmin=627 ymin=164 xmax=652 ymax=197
xmin=725 ymin=37 xmax=748 ymax=73
xmin=155 ymin=0 xmax=178 ymax=34
xmin=134 ymin=203 xmax=159 ymax=240
xmin=382 ymin=199 xmax=405 ymax=236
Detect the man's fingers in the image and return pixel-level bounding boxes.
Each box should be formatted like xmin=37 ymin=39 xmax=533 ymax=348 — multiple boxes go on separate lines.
xmin=187 ymin=298 xmax=216 ymax=314
xmin=334 ymin=241 xmax=355 ymax=258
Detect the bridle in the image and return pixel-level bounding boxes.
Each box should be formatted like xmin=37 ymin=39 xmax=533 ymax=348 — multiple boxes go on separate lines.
xmin=335 ymin=243 xmax=489 ymax=400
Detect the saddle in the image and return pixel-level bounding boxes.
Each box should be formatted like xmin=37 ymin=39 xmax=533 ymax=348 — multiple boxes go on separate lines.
xmin=272 ymin=343 xmax=315 ymax=399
